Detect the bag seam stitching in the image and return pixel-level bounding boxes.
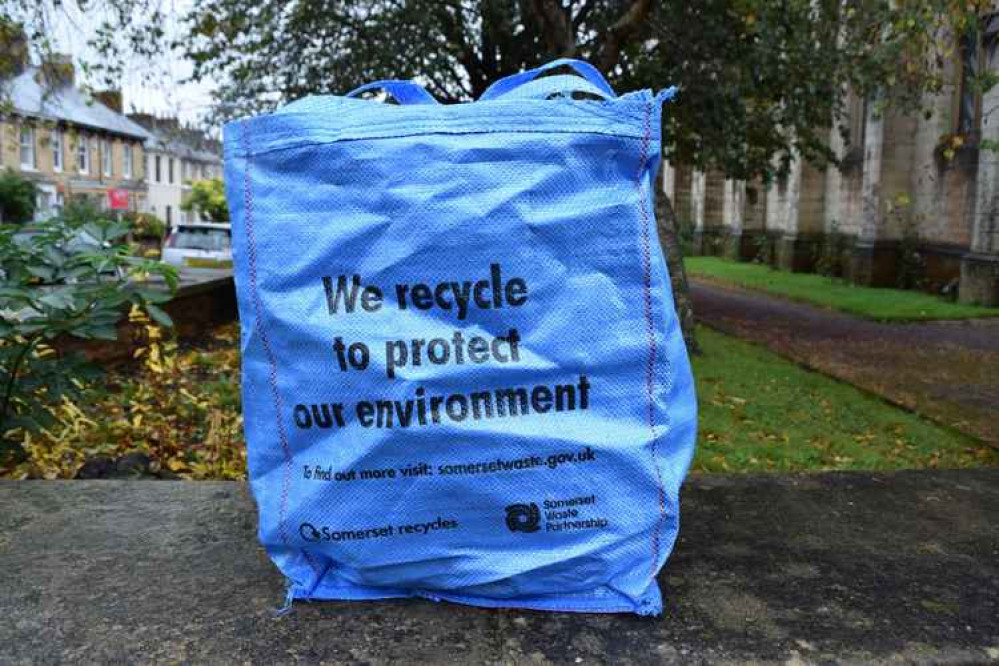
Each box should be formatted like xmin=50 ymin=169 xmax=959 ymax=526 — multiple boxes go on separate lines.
xmin=635 ymin=100 xmax=666 ymax=582
xmin=240 ymin=119 xmax=321 ymax=579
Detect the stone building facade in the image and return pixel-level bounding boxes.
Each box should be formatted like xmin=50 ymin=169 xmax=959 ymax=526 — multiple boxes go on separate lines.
xmin=127 ymin=114 xmax=223 ymax=229
xmin=667 ymin=22 xmax=999 ymax=305
xmin=0 ymin=54 xmax=150 ymax=219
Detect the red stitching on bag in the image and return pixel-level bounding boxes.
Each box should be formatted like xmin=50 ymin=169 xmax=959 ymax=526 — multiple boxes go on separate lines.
xmin=241 ymin=120 xmax=294 ymax=549
xmin=634 ymin=101 xmax=666 ymax=579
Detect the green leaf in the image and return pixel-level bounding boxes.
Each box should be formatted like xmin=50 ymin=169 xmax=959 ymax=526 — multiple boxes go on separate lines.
xmin=145 ymin=303 xmax=174 ymax=328
xmin=84 ymin=325 xmax=120 ymax=341
xmin=37 ymin=288 xmax=77 ymax=310
xmin=136 ymin=287 xmax=172 ymax=304
xmin=0 ymin=287 xmax=31 ymax=300
xmin=26 ymin=265 xmax=55 ymax=281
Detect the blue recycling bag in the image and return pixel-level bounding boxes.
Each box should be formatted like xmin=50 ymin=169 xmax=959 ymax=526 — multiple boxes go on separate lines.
xmin=223 ymin=59 xmax=697 ymax=615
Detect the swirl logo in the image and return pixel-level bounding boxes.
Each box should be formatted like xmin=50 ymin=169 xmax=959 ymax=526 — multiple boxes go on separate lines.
xmin=299 ymin=522 xmax=322 ymax=542
xmin=505 ymin=503 xmax=540 ymax=533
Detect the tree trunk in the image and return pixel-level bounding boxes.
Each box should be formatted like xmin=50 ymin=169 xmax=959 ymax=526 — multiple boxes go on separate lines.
xmin=654 ymin=165 xmax=700 ymax=356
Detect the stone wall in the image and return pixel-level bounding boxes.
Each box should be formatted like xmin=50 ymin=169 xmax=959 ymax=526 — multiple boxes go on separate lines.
xmin=55 ymin=276 xmax=237 ymax=364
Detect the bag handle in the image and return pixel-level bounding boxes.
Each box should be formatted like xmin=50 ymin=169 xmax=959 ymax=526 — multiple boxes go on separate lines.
xmin=345 ymin=80 xmax=439 ymax=105
xmin=479 ymin=58 xmax=616 ymax=101
xmin=492 ymin=75 xmax=613 ymax=101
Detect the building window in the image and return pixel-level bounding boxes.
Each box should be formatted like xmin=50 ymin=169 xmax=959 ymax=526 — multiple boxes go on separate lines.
xmin=102 ymin=139 xmax=112 ymax=177
xmin=168 ymin=157 xmax=175 ymax=184
xmin=52 ymin=129 xmax=63 ymax=172
xmin=166 ymin=205 xmax=172 ymax=226
xmin=101 ymin=139 xmax=114 ymax=176
xmin=123 ymin=144 xmax=133 ymax=178
xmin=77 ymin=135 xmax=89 ymax=173
xmin=20 ymin=126 xmax=35 ymax=170
xmin=155 ymin=155 xmax=162 ymax=183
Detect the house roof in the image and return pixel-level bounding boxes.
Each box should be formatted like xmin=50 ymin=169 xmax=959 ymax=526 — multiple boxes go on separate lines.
xmin=128 ymin=114 xmax=222 ymax=164
xmin=6 ymin=67 xmax=152 ymax=141
xmin=145 ymin=132 xmax=222 ymax=164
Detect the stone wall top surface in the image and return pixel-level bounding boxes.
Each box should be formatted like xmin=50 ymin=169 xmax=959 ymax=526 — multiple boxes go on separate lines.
xmin=1 ymin=470 xmax=997 ymax=664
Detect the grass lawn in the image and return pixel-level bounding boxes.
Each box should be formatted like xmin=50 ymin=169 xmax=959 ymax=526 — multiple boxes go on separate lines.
xmin=685 ymin=256 xmax=999 ymax=321
xmin=691 ymin=326 xmax=996 ymax=473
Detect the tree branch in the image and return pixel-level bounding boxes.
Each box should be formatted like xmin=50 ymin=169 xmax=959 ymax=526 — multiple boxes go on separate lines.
xmin=596 ymin=0 xmax=654 ymax=72
xmin=531 ymin=0 xmax=577 ymax=58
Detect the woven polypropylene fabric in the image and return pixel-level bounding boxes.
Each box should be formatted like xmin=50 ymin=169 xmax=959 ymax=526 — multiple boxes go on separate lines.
xmin=223 ymin=63 xmax=696 ymax=615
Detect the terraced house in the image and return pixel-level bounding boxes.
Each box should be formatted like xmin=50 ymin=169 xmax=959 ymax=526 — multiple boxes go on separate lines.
xmin=1 ymin=44 xmax=150 ymax=220
xmin=128 ymin=114 xmax=223 ymax=228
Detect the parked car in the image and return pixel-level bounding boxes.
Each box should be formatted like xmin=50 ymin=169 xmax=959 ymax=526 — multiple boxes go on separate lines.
xmin=162 ymin=223 xmax=233 ymax=269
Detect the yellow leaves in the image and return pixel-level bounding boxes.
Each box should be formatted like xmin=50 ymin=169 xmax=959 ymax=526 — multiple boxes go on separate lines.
xmin=939 ymin=134 xmax=966 ymax=163
xmin=166 ymin=458 xmax=189 ymax=472
xmin=179 ymin=388 xmax=210 ymax=410
xmin=2 ymin=322 xmax=248 ymax=481
xmin=128 ymin=304 xmax=147 ymax=324
xmin=144 ymin=343 xmax=164 ymax=375
xmin=33 ymin=343 xmax=56 ymax=360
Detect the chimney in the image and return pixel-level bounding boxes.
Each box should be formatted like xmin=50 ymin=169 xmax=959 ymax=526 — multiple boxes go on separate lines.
xmin=38 ymin=53 xmax=75 ymax=88
xmin=127 ymin=112 xmax=156 ymax=130
xmin=94 ymin=90 xmax=123 ymax=112
xmin=0 ymin=23 xmax=29 ymax=77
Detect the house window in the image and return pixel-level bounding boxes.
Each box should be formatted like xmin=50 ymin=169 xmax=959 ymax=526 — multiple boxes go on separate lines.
xmin=168 ymin=157 xmax=175 ymax=184
xmin=102 ymin=139 xmax=112 ymax=177
xmin=123 ymin=144 xmax=133 ymax=178
xmin=19 ymin=126 xmax=35 ymax=170
xmin=52 ymin=129 xmax=63 ymax=172
xmin=155 ymin=155 xmax=162 ymax=183
xmin=77 ymin=135 xmax=89 ymax=173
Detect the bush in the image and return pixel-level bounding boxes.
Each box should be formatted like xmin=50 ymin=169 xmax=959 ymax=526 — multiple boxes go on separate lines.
xmin=58 ymin=198 xmax=108 ymax=228
xmin=0 ymin=169 xmax=37 ymax=223
xmin=181 ymin=179 xmax=229 ymax=222
xmin=814 ymin=221 xmax=850 ymax=279
xmin=123 ymin=212 xmax=166 ymax=239
xmin=0 ymin=212 xmax=178 ymax=464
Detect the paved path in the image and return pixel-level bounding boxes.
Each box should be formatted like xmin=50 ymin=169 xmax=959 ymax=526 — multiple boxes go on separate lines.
xmin=2 ymin=473 xmax=998 ymax=664
xmin=692 ymin=279 xmax=999 ymax=445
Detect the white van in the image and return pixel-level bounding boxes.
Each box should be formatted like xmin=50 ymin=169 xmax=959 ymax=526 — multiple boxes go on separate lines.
xmin=162 ymin=223 xmax=233 ymax=269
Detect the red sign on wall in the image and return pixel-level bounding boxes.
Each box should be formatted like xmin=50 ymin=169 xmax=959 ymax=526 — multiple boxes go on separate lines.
xmin=107 ymin=189 xmax=130 ymax=211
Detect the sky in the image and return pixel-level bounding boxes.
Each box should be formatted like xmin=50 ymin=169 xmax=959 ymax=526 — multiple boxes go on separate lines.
xmin=49 ymin=0 xmax=218 ymax=129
